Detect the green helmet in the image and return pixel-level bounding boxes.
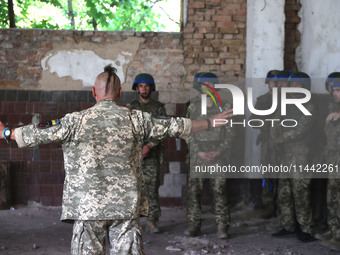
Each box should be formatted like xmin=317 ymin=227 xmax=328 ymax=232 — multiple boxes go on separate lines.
xmin=132 ymin=73 xmax=155 ymax=91
xmin=265 ymin=70 xmax=279 ymax=84
xmin=275 ymin=70 xmax=292 ymax=84
xmin=288 ymin=71 xmax=311 ymax=90
xmin=194 ymin=72 xmax=219 ymax=91
xmin=330 ymin=77 xmax=340 ymax=88
xmin=325 ymin=72 xmax=340 ymax=91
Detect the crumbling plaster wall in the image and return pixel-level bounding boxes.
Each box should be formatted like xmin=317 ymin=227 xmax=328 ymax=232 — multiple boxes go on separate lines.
xmin=297 ymin=0 xmax=340 ymax=94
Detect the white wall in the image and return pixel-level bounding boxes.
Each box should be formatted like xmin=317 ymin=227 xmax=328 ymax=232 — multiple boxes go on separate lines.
xmin=297 ymin=0 xmax=340 ymax=94
xmin=245 ymin=0 xmax=285 ymax=169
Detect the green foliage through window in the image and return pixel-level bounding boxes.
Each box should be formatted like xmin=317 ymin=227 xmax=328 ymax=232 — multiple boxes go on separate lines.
xmin=0 ymin=0 xmax=180 ymax=32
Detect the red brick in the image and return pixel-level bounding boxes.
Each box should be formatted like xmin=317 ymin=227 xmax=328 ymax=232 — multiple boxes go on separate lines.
xmin=0 ymin=148 xmax=10 ymax=159
xmin=51 ymin=152 xmax=64 ymax=164
xmin=193 ymin=33 xmax=204 ymax=39
xmin=216 ymin=10 xmax=237 ymax=15
xmin=23 ymin=148 xmax=34 ymax=160
xmin=286 ymin=16 xmax=301 ymax=23
xmin=194 ymin=21 xmax=216 ymax=28
xmin=212 ymin=15 xmax=232 ymax=22
xmin=7 ymin=114 xmax=20 ymax=125
xmin=39 ymin=149 xmax=51 ymax=161
xmin=3 ymin=103 xmax=16 ymax=113
xmin=216 ymin=22 xmax=238 ymax=28
xmin=14 ymin=102 xmax=27 ymax=113
xmin=39 ymin=161 xmax=51 ymax=172
xmin=188 ymin=2 xmax=205 ymax=9
xmin=10 ymin=148 xmax=23 ymax=160
xmin=205 ymin=34 xmax=215 ymax=39
xmin=29 ymin=184 xmax=41 ymax=197
xmin=53 ymin=184 xmax=64 ymax=196
xmin=40 ymin=184 xmax=53 ymax=196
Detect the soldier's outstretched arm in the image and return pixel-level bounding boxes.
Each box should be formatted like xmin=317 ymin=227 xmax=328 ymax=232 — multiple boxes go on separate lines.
xmin=191 ymin=109 xmax=234 ymax=133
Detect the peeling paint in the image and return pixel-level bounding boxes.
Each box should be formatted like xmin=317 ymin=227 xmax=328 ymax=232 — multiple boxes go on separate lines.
xmin=41 ymin=50 xmax=130 ymax=86
xmin=39 ymin=38 xmax=144 ymax=90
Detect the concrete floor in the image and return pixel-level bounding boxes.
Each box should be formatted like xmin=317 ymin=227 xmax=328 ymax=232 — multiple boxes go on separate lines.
xmin=0 ymin=202 xmax=337 ymax=255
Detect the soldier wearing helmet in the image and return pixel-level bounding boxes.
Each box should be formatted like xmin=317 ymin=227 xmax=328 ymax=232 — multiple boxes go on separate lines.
xmin=127 ymin=73 xmax=166 ymax=234
xmin=316 ymin=77 xmax=340 ymax=251
xmin=184 ymin=72 xmax=234 ymax=239
xmin=271 ymin=71 xmax=317 ymax=243
xmin=249 ymin=69 xmax=279 ymax=219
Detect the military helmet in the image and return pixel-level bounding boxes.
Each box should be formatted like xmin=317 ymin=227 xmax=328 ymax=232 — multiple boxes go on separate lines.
xmin=275 ymin=70 xmax=292 ymax=84
xmin=330 ymin=78 xmax=340 ymax=88
xmin=265 ymin=70 xmax=279 ymax=84
xmin=132 ymin=73 xmax=155 ymax=91
xmin=288 ymin=71 xmax=311 ymax=90
xmin=198 ymin=72 xmax=219 ymax=84
xmin=193 ymin=72 xmax=219 ymax=91
xmin=193 ymin=72 xmax=204 ymax=90
xmin=325 ymin=72 xmax=340 ymax=91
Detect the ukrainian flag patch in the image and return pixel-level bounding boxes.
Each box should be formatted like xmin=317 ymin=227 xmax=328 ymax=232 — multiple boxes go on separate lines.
xmin=37 ymin=119 xmax=60 ymax=129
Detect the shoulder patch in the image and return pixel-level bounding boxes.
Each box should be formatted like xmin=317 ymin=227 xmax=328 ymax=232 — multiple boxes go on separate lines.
xmin=37 ymin=119 xmax=60 ymax=129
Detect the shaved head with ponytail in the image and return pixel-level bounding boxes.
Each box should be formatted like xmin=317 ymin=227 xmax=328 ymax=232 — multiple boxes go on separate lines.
xmin=93 ymin=64 xmax=122 ymax=102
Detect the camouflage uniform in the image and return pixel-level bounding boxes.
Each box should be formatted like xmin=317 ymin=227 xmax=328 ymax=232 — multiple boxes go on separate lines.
xmin=249 ymin=92 xmax=277 ymax=210
xmin=127 ymin=99 xmax=166 ymax=222
xmin=186 ymin=97 xmax=234 ymax=229
xmin=14 ymin=99 xmax=191 ymax=255
xmin=272 ymin=101 xmax=317 ymax=234
xmin=324 ymin=103 xmax=340 ymax=241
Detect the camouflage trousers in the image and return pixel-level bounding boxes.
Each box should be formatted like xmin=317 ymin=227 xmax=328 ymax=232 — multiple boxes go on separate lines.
xmin=186 ymin=177 xmax=230 ymax=228
xmin=327 ymin=178 xmax=340 ymax=241
xmin=277 ymin=178 xmax=313 ymax=234
xmin=261 ymin=178 xmax=277 ymax=208
xmin=71 ymin=218 xmax=144 ymax=255
xmin=260 ymin=142 xmax=278 ymax=209
xmin=141 ymin=161 xmax=161 ymax=221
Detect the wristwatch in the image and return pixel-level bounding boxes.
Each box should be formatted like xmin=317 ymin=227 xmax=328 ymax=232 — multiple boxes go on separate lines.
xmin=2 ymin=127 xmax=12 ymax=143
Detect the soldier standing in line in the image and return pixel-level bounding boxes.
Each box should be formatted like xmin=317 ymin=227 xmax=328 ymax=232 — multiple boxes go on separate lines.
xmin=183 ymin=72 xmax=235 ymax=239
xmin=249 ymin=69 xmax=279 ymax=219
xmin=127 ymin=73 xmax=166 ymax=234
xmin=325 ymin=72 xmax=340 ymax=115
xmin=0 ymin=64 xmax=234 ymax=255
xmin=316 ymin=76 xmax=340 ymax=252
xmin=271 ymin=71 xmax=317 ymax=242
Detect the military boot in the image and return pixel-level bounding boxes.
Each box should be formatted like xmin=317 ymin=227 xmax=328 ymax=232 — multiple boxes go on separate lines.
xmin=146 ymin=220 xmax=160 ymax=234
xmin=217 ymin=223 xmax=230 ymax=239
xmin=315 ymin=230 xmax=332 ymax=241
xmin=183 ymin=225 xmax=201 ymax=237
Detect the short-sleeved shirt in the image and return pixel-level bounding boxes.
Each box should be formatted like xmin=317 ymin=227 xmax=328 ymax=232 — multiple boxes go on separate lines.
xmin=14 ymin=99 xmax=191 ymax=222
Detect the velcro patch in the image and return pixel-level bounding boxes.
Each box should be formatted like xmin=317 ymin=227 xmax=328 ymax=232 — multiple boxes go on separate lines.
xmin=37 ymin=119 xmax=60 ymax=129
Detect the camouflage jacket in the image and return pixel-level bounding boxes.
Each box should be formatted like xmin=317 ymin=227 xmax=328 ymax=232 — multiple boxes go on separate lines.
xmin=127 ymin=98 xmax=166 ymax=165
xmin=271 ymin=100 xmax=317 ymax=149
xmin=14 ymin=99 xmax=191 ymax=222
xmin=249 ymin=92 xmax=273 ymax=144
xmin=186 ymin=97 xmax=235 ymax=164
xmin=324 ymin=103 xmax=340 ymax=164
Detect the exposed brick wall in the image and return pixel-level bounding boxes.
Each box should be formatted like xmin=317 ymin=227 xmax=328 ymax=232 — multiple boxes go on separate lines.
xmin=284 ymin=0 xmax=301 ymax=72
xmin=183 ymin=0 xmax=247 ymax=83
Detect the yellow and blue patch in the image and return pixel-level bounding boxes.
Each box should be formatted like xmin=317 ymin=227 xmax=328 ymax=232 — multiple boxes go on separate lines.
xmin=37 ymin=119 xmax=60 ymax=129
